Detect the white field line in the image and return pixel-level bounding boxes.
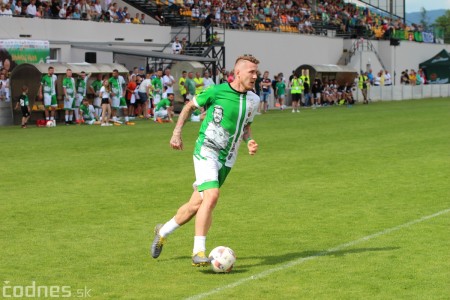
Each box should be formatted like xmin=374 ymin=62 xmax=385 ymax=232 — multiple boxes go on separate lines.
xmin=185 ymin=208 xmax=450 ymax=300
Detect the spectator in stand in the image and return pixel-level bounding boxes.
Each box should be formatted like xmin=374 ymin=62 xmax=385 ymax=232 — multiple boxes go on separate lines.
xmin=367 ymin=69 xmax=374 ymax=85
xmin=13 ymin=0 xmax=22 ymax=15
xmin=26 ymin=0 xmax=37 ymax=17
xmin=92 ymin=0 xmax=102 ymax=20
xmin=132 ymin=13 xmax=140 ymax=24
xmin=409 ymin=70 xmax=416 ymax=86
xmin=384 ymin=70 xmax=392 ymax=86
xmin=373 ymin=71 xmax=381 ymax=86
xmin=418 ymin=69 xmax=426 ymax=84
xmin=123 ymin=13 xmax=131 ymax=23
xmin=50 ymin=0 xmax=60 ymax=18
xmin=58 ymin=3 xmax=67 ymax=18
xmin=71 ymin=7 xmax=81 ymax=20
xmin=172 ymin=37 xmax=182 ymax=54
xmin=0 ymin=3 xmax=12 ymax=16
xmin=400 ymin=70 xmax=409 ymax=85
xmin=140 ymin=13 xmax=146 ymax=24
xmin=203 ymin=9 xmax=214 ymax=42
xmin=115 ymin=7 xmax=124 ymax=22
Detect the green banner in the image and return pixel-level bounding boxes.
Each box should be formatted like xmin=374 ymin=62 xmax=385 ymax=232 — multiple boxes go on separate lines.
xmin=0 ymin=39 xmax=49 ymax=73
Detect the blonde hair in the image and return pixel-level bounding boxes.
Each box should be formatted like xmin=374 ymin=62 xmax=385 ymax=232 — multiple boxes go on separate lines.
xmin=235 ymin=55 xmax=260 ymax=66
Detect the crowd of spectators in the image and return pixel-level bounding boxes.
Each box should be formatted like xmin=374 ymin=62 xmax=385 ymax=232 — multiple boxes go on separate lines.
xmin=0 ymin=0 xmax=435 ymax=42
xmin=176 ymin=0 xmax=430 ymax=39
xmin=0 ymin=0 xmax=149 ymax=23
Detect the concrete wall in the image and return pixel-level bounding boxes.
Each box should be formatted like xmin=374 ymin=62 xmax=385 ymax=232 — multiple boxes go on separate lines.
xmin=354 ymin=84 xmax=450 ymax=102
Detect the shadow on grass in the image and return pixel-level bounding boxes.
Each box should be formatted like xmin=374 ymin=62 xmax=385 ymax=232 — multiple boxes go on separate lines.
xmin=238 ymin=247 xmax=400 ymax=268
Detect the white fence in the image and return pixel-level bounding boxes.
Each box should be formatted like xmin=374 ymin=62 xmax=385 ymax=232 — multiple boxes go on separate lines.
xmin=356 ymin=84 xmax=450 ymax=102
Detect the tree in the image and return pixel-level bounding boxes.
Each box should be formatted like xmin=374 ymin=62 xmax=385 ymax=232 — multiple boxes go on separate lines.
xmin=419 ymin=7 xmax=430 ymax=31
xmin=433 ymin=10 xmax=450 ymax=44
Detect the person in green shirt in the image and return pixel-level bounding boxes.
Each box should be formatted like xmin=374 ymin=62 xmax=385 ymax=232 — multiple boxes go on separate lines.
xmin=79 ymin=98 xmax=99 ymax=125
xmin=38 ymin=66 xmax=57 ymax=124
xmin=151 ymin=55 xmax=260 ymax=266
xmin=185 ymin=71 xmax=196 ymax=100
xmin=62 ymin=68 xmax=76 ymax=125
xmin=275 ymin=76 xmax=286 ymax=110
xmin=154 ymin=93 xmax=174 ymax=123
xmin=89 ymin=73 xmax=103 ymax=118
xmin=152 ymin=68 xmax=163 ymax=105
xmin=15 ymin=85 xmax=31 ymax=128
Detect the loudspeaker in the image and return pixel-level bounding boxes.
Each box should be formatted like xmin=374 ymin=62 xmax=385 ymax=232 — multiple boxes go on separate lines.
xmin=85 ymin=52 xmax=97 ymax=63
xmin=390 ymin=38 xmax=400 ymax=46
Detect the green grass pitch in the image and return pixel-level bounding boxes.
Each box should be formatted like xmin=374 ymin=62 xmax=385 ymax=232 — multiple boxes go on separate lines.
xmin=1 ymin=98 xmax=449 ymax=299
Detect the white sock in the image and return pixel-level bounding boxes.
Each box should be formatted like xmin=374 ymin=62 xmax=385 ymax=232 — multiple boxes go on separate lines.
xmin=50 ymin=117 xmax=54 ymax=121
xmin=74 ymin=110 xmax=79 ymax=120
xmin=193 ymin=236 xmax=206 ymax=254
xmin=65 ymin=115 xmax=69 ymax=122
xmin=125 ymin=116 xmax=129 ymax=122
xmin=159 ymin=217 xmax=180 ymax=238
xmin=69 ymin=114 xmax=73 ymax=121
xmin=46 ymin=117 xmax=50 ymax=121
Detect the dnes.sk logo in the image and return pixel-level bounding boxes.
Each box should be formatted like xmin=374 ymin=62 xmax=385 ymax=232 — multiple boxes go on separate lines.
xmin=2 ymin=281 xmax=92 ymax=298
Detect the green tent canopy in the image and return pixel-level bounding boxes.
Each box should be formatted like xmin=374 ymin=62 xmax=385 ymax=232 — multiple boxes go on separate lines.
xmin=419 ymin=49 xmax=450 ymax=84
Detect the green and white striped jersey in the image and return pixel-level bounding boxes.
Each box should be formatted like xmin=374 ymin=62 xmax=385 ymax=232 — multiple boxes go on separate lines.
xmin=193 ymin=83 xmax=260 ymax=167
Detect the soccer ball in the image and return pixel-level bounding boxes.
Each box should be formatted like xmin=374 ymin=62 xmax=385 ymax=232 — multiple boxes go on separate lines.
xmin=209 ymin=246 xmax=236 ymax=273
xmin=46 ymin=120 xmax=55 ymax=127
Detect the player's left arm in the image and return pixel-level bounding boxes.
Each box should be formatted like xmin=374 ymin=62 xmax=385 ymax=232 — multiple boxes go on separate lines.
xmin=243 ymin=124 xmax=258 ymax=155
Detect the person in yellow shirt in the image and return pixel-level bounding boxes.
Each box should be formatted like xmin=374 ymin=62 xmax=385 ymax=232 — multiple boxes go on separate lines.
xmin=194 ymin=72 xmax=204 ymax=95
xmin=132 ymin=13 xmax=141 ymax=24
xmin=178 ymin=70 xmax=188 ymax=103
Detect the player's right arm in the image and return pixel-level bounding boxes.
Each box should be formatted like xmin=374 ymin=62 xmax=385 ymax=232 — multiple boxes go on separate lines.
xmin=38 ymin=77 xmax=43 ymax=99
xmin=170 ymin=100 xmax=197 ymax=151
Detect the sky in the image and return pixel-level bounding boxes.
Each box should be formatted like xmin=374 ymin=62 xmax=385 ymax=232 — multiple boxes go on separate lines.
xmin=405 ymin=0 xmax=450 ymax=13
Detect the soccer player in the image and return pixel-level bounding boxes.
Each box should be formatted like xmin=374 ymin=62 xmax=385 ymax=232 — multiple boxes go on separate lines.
xmin=89 ymin=73 xmax=103 ymax=119
xmin=109 ymin=69 xmax=133 ymax=125
xmin=79 ymin=98 xmax=99 ymax=124
xmin=75 ymin=71 xmax=91 ymax=122
xmin=151 ymin=55 xmax=260 ymax=266
xmin=38 ymin=66 xmax=57 ymax=124
xmin=154 ymin=93 xmax=174 ymax=123
xmin=62 ymin=68 xmax=76 ymax=125
xmin=15 ymin=85 xmax=31 ymax=128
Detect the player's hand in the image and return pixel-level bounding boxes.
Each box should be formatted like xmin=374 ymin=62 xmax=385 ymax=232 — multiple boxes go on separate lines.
xmin=247 ymin=139 xmax=258 ymax=155
xmin=170 ymin=134 xmax=183 ymax=150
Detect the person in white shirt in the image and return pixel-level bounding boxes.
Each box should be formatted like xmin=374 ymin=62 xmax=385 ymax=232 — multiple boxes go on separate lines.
xmin=0 ymin=4 xmax=13 ymax=16
xmin=25 ymin=0 xmax=37 ymax=17
xmin=172 ymin=37 xmax=182 ymax=54
xmin=384 ymin=70 xmax=392 ymax=86
xmin=202 ymin=70 xmax=215 ymax=90
xmin=138 ymin=73 xmax=152 ymax=118
xmin=162 ymin=68 xmax=175 ymax=94
xmin=58 ymin=3 xmax=67 ymax=18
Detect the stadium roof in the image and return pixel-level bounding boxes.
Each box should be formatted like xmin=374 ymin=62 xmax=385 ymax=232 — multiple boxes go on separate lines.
xmin=71 ymin=45 xmax=218 ymax=63
xmin=302 ymin=64 xmax=358 ymax=73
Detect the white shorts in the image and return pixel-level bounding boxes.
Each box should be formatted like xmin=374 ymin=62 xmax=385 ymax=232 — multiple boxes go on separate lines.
xmin=154 ymin=109 xmax=168 ymax=119
xmin=153 ymin=94 xmax=161 ymax=105
xmin=75 ymin=94 xmax=83 ymax=107
xmin=44 ymin=94 xmax=57 ymax=107
xmin=63 ymin=96 xmax=74 ymax=110
xmin=193 ymin=154 xmax=229 ymax=191
xmin=112 ymin=96 xmax=120 ymax=108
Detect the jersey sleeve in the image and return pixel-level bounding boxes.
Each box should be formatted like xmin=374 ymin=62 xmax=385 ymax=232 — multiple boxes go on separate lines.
xmin=193 ymin=85 xmax=215 ymax=108
xmin=247 ymin=92 xmax=260 ymax=124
